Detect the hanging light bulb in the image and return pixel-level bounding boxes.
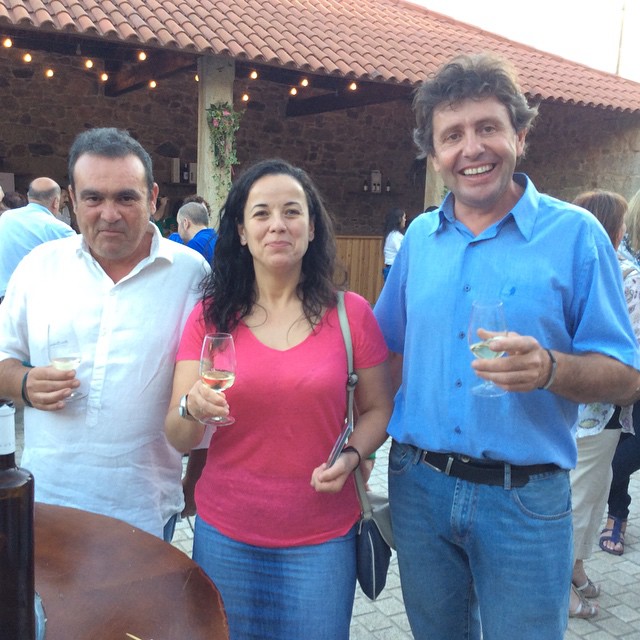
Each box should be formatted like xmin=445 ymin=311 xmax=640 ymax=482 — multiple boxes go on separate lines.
xmin=249 ymin=70 xmax=258 ymax=80
xmin=2 ymin=37 xmax=12 ymax=48
xmin=241 ymin=93 xmax=249 ymax=102
xmin=148 ymin=80 xmax=157 ymax=89
xmin=138 ymin=51 xmax=147 ymax=61
xmin=100 ymin=72 xmax=109 ymax=82
xmin=22 ymin=53 xmax=32 ymax=63
xmin=45 ymin=69 xmax=54 ymax=78
xmin=289 ymin=87 xmax=298 ymax=96
xmin=349 ymin=82 xmax=358 ymax=91
xmin=84 ymin=59 xmax=94 ymax=69
xmin=300 ymin=78 xmax=309 ymax=87
xmin=195 ymin=74 xmax=199 ymax=82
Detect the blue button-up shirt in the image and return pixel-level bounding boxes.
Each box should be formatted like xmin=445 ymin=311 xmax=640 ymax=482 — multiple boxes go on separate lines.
xmin=374 ymin=174 xmax=640 ymax=469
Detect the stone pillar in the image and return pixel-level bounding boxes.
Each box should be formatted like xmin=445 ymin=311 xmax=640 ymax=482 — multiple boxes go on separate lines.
xmin=424 ymin=156 xmax=445 ymax=209
xmin=197 ymin=55 xmax=235 ymax=228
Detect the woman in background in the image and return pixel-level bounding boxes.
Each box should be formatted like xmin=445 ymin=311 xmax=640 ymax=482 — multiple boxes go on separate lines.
xmin=382 ymin=207 xmax=406 ymax=281
xmin=569 ymin=190 xmax=640 ymax=618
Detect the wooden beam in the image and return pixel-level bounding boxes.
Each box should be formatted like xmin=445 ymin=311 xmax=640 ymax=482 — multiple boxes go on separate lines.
xmin=285 ymin=83 xmax=412 ymax=117
xmin=104 ymin=51 xmax=195 ymax=96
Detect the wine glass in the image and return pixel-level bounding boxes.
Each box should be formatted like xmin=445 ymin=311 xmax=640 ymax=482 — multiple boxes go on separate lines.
xmin=199 ymin=333 xmax=236 ymax=426
xmin=47 ymin=324 xmax=87 ymax=401
xmin=468 ymin=300 xmax=508 ymax=397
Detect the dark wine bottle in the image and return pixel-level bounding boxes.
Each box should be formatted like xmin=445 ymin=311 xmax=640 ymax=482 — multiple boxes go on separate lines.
xmin=0 ymin=400 xmax=36 ymax=640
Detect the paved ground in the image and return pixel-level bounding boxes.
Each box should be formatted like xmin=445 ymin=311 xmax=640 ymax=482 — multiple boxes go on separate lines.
xmin=14 ymin=405 xmax=640 ymax=638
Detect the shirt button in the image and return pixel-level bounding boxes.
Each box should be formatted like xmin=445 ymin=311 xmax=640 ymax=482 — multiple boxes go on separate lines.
xmin=455 ymin=379 xmax=462 ymax=388
xmin=458 ymin=331 xmax=465 ymax=340
xmin=454 ymin=426 xmax=462 ymax=434
xmin=463 ymin=285 xmax=471 ymax=292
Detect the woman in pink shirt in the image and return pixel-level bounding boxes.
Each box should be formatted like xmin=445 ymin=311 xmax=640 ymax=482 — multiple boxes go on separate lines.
xmin=165 ymin=159 xmax=392 ymax=639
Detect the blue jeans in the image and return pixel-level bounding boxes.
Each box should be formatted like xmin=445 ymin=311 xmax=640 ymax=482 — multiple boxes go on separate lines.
xmin=608 ymin=430 xmax=640 ymax=520
xmin=388 ymin=440 xmax=572 ymax=640
xmin=163 ymin=513 xmax=178 ymax=542
xmin=193 ymin=516 xmax=356 ymax=640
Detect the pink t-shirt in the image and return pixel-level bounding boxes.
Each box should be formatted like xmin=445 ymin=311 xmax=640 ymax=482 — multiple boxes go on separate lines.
xmin=177 ymin=292 xmax=388 ymax=547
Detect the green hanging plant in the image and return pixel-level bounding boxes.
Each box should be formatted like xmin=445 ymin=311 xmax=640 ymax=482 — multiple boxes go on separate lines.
xmin=206 ymin=102 xmax=242 ymax=169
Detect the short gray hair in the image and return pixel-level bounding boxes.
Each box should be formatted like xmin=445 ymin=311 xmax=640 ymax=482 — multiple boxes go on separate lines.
xmin=177 ymin=201 xmax=209 ymax=226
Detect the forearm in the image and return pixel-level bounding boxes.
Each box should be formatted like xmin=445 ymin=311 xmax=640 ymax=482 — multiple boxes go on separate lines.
xmin=165 ymin=403 xmax=206 ymax=453
xmin=345 ymin=408 xmax=390 ymax=462
xmin=0 ymin=358 xmax=30 ymax=405
xmin=550 ymin=351 xmax=640 ymax=405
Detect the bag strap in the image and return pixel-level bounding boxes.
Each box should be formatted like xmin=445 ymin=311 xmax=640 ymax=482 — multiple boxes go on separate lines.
xmin=336 ymin=291 xmax=373 ymax=520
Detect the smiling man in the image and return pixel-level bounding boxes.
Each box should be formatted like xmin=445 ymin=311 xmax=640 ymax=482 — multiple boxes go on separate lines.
xmin=0 ymin=128 xmax=208 ymax=539
xmin=374 ymin=54 xmax=640 ymax=639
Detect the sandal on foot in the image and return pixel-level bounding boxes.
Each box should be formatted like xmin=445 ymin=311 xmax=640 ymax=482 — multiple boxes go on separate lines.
xmin=599 ymin=515 xmax=626 ymax=556
xmin=573 ymin=578 xmax=600 ymax=599
xmin=569 ymin=585 xmax=599 ymax=619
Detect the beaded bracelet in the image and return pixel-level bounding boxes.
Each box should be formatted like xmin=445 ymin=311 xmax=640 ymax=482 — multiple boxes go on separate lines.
xmin=341 ymin=445 xmax=362 ymax=470
xmin=538 ymin=349 xmax=558 ymax=390
xmin=21 ymin=367 xmax=34 ymax=408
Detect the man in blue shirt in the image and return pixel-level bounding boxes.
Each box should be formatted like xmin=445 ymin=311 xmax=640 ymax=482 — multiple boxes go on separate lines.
xmin=0 ymin=177 xmax=75 ymax=299
xmin=374 ymin=53 xmax=640 ymax=640
xmin=176 ymin=201 xmax=217 ymax=264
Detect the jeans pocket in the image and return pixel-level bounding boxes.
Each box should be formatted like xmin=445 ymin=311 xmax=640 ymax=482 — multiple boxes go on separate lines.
xmin=512 ymin=470 xmax=572 ymax=521
xmin=388 ymin=440 xmax=415 ymax=476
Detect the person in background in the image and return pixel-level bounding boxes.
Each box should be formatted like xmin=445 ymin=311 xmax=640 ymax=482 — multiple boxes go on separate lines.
xmin=0 ymin=177 xmax=75 ymax=300
xmin=165 ymin=158 xmax=392 ymax=639
xmin=0 ymin=127 xmax=208 ymax=539
xmin=382 ymin=207 xmax=406 ymax=281
xmin=176 ymin=201 xmax=218 ymax=263
xmin=600 ymin=186 xmax=640 ymax=557
xmin=1 ymin=190 xmax=28 ymax=211
xmin=568 ymin=191 xmax=640 ymax=618
xmin=374 ymin=53 xmax=640 ymax=640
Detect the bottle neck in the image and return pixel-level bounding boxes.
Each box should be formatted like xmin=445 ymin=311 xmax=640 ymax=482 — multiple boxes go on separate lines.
xmin=0 ymin=451 xmax=17 ymax=470
xmin=0 ymin=408 xmax=17 ymax=458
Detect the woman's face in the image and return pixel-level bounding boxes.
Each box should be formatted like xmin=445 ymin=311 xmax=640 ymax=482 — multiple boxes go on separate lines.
xmin=238 ymin=173 xmax=315 ymax=275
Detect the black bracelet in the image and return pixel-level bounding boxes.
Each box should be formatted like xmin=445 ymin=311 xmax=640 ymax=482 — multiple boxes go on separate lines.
xmin=538 ymin=349 xmax=558 ymax=390
xmin=21 ymin=368 xmax=34 ymax=408
xmin=341 ymin=445 xmax=362 ymax=470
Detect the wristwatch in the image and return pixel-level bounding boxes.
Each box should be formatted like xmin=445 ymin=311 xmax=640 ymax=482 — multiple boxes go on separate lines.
xmin=179 ymin=394 xmax=195 ymax=420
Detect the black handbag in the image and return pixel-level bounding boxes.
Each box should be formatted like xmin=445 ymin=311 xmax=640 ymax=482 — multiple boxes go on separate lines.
xmin=336 ymin=292 xmax=394 ymax=601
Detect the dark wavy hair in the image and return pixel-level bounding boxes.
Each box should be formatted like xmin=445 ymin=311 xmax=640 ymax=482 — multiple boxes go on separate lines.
xmin=413 ymin=53 xmax=539 ymax=158
xmin=202 ymin=159 xmax=345 ymax=333
xmin=383 ymin=207 xmax=406 ymax=238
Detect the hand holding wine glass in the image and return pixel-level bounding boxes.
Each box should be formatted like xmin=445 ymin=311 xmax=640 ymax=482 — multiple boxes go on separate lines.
xmin=468 ymin=300 xmax=508 ymax=397
xmin=47 ymin=324 xmax=86 ymax=401
xmin=199 ymin=333 xmax=236 ymax=426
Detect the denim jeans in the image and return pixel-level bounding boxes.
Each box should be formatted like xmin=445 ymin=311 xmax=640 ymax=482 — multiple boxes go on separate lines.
xmin=162 ymin=512 xmax=178 ymax=542
xmin=388 ymin=440 xmax=572 ymax=640
xmin=193 ymin=516 xmax=356 ymax=640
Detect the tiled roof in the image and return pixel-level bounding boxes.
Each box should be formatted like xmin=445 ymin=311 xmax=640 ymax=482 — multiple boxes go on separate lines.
xmin=2 ymin=0 xmax=640 ymax=112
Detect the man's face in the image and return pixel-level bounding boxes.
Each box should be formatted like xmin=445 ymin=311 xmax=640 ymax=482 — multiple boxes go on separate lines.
xmin=431 ymin=96 xmax=526 ymax=219
xmin=70 ymin=153 xmax=158 ymax=270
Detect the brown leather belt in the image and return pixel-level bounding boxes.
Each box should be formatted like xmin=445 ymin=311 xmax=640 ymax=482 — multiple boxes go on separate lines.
xmin=419 ymin=450 xmax=560 ymax=488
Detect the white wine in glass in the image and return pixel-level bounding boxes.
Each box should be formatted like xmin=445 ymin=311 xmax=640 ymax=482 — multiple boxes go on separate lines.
xmin=199 ymin=333 xmax=236 ymax=426
xmin=47 ymin=324 xmax=87 ymax=401
xmin=468 ymin=300 xmax=508 ymax=397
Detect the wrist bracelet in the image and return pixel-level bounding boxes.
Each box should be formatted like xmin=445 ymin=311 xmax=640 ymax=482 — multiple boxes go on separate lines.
xmin=538 ymin=349 xmax=558 ymax=390
xmin=21 ymin=367 xmax=34 ymax=408
xmin=341 ymin=445 xmax=362 ymax=470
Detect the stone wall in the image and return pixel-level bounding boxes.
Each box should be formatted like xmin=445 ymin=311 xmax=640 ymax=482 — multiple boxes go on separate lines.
xmin=1 ymin=48 xmax=640 ymax=232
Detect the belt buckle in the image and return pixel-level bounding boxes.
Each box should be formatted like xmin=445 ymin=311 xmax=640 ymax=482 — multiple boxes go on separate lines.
xmin=422 ymin=451 xmax=455 ymax=476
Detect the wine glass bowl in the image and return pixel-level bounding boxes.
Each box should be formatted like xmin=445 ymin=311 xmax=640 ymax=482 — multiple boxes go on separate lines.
xmin=47 ymin=325 xmax=86 ymax=401
xmin=199 ymin=333 xmax=236 ymax=426
xmin=468 ymin=301 xmax=508 ymax=397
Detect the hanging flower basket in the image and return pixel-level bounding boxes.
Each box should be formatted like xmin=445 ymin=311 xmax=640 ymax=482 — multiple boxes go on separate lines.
xmin=206 ymin=102 xmax=242 ymax=169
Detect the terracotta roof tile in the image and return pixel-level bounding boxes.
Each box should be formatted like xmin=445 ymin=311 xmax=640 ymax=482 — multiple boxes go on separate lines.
xmin=2 ymin=0 xmax=640 ymax=112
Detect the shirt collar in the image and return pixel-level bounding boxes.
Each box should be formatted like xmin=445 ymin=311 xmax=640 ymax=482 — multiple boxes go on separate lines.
xmin=432 ymin=173 xmax=538 ymax=241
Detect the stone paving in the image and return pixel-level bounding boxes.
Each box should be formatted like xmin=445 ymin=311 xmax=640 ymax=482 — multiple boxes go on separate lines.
xmin=14 ymin=405 xmax=640 ymax=638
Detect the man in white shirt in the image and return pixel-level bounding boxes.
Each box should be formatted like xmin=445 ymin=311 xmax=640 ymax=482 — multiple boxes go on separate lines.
xmin=0 ymin=128 xmax=208 ymax=539
xmin=0 ymin=177 xmax=75 ymax=299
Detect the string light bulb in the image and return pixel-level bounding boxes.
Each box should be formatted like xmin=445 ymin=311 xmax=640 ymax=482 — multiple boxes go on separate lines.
xmin=84 ymin=59 xmax=94 ymax=69
xmin=349 ymin=82 xmax=358 ymax=91
xmin=22 ymin=53 xmax=32 ymax=63
xmin=100 ymin=72 xmax=109 ymax=82
xmin=195 ymin=74 xmax=199 ymax=82
xmin=2 ymin=37 xmax=12 ymax=48
xmin=249 ymin=70 xmax=258 ymax=80
xmin=148 ymin=80 xmax=157 ymax=89
xmin=241 ymin=93 xmax=249 ymax=102
xmin=45 ymin=69 xmax=54 ymax=78
xmin=289 ymin=87 xmax=298 ymax=96
xmin=300 ymin=78 xmax=309 ymax=87
xmin=138 ymin=51 xmax=147 ymax=61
